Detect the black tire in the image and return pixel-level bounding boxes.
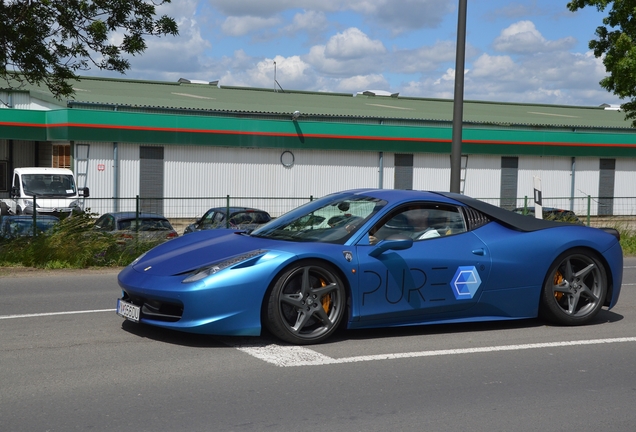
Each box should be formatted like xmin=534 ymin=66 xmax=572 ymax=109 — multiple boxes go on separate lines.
xmin=539 ymin=248 xmax=607 ymax=325
xmin=265 ymin=260 xmax=346 ymax=344
xmin=15 ymin=206 xmax=22 ymax=215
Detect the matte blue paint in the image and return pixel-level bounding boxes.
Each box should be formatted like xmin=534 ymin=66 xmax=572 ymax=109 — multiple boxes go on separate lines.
xmin=117 ymin=189 xmax=623 ymax=338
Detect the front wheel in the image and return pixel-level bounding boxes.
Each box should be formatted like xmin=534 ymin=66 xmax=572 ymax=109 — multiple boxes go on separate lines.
xmin=539 ymin=248 xmax=607 ymax=325
xmin=265 ymin=261 xmax=346 ymax=344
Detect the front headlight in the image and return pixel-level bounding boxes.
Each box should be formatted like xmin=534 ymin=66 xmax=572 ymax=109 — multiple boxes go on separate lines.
xmin=182 ymin=249 xmax=268 ymax=283
xmin=69 ymin=200 xmax=80 ymax=208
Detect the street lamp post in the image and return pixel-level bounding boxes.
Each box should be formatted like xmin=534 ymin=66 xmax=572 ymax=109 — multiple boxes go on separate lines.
xmin=450 ymin=0 xmax=468 ymax=193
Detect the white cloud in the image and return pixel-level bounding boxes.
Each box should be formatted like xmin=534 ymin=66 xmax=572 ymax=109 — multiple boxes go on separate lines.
xmin=220 ymin=53 xmax=317 ymax=90
xmin=305 ymin=28 xmax=387 ymax=76
xmin=493 ymin=21 xmax=576 ymax=54
xmin=86 ymin=1 xmax=620 ymax=109
xmin=221 ymin=16 xmax=283 ymax=36
xmin=335 ymin=74 xmax=389 ymax=93
xmin=324 ymin=28 xmax=386 ymax=59
xmin=391 ymin=41 xmax=466 ymax=74
xmin=283 ymin=10 xmax=329 ymax=36
xmin=208 ymin=0 xmax=455 ymax=32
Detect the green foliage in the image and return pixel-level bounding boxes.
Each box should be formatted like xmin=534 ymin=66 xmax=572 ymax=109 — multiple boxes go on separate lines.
xmin=620 ymin=231 xmax=636 ymax=255
xmin=0 ymin=211 xmax=163 ymax=268
xmin=568 ymin=0 xmax=636 ymax=126
xmin=0 ymin=0 xmax=178 ymax=99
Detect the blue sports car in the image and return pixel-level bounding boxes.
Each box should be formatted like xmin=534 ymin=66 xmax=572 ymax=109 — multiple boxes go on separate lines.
xmin=117 ymin=189 xmax=623 ymax=344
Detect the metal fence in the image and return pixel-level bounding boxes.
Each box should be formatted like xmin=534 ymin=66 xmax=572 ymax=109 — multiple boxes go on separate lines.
xmin=76 ymin=194 xmax=636 ymax=234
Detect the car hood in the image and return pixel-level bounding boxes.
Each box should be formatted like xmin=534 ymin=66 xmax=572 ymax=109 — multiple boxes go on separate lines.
xmin=130 ymin=229 xmax=274 ymax=276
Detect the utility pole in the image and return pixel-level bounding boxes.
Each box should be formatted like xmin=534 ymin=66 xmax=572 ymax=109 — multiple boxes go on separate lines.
xmin=450 ymin=0 xmax=468 ymax=193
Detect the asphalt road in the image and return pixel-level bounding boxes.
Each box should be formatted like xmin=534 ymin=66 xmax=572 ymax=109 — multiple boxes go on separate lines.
xmin=1 ymin=260 xmax=636 ymax=432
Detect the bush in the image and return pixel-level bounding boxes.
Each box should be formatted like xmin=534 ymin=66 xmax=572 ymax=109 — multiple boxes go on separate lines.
xmin=0 ymin=211 xmax=163 ymax=268
xmin=619 ymin=229 xmax=636 ymax=256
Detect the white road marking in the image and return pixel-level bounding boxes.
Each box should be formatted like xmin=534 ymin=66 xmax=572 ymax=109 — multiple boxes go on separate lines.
xmin=0 ymin=309 xmax=116 ymax=320
xmin=231 ymin=337 xmax=636 ymax=367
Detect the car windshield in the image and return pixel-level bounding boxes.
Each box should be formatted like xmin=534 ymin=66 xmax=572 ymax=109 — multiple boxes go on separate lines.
xmin=22 ymin=174 xmax=77 ymax=197
xmin=251 ymin=193 xmax=387 ymax=244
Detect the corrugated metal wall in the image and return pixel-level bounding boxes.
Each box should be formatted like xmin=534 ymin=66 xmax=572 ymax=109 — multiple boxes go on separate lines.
xmin=68 ymin=140 xmax=636 ymax=218
xmin=462 ymin=155 xmax=501 ymax=199
xmin=519 ymin=156 xmax=573 ymax=203
xmin=164 ymin=146 xmax=380 ymax=196
xmin=0 ymin=92 xmax=60 ymax=110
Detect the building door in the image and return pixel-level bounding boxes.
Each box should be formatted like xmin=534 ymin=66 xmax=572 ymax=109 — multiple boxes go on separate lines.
xmin=598 ymin=158 xmax=615 ymax=216
xmin=500 ymin=156 xmax=518 ymax=210
xmin=139 ymin=146 xmax=164 ymax=214
xmin=394 ymin=153 xmax=413 ymax=190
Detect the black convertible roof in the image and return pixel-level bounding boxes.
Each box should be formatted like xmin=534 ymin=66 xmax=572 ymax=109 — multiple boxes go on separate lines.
xmin=436 ymin=192 xmax=570 ymax=232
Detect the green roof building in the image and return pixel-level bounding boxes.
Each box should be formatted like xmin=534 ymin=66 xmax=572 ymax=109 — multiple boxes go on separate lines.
xmin=1 ymin=76 xmax=635 ymax=218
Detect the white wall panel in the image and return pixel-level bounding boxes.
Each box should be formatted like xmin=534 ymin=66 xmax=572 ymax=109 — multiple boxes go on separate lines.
xmin=616 ymin=159 xmax=636 ymax=197
xmin=413 ymin=153 xmax=448 ymax=191
xmin=462 ymin=155 xmax=501 ymax=199
xmin=572 ymin=158 xmax=600 ymax=215
xmin=117 ymin=144 xmax=141 ymax=212
xmin=164 ymin=146 xmax=379 ymax=215
xmin=163 ymin=146 xmax=381 ymax=216
xmin=518 ymin=157 xmax=574 ymax=210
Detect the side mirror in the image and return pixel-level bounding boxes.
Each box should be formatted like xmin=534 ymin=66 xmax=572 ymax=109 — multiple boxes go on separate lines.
xmin=10 ymin=186 xmax=19 ymax=198
xmin=369 ymin=234 xmax=413 ymax=257
xmin=80 ymin=187 xmax=90 ymax=198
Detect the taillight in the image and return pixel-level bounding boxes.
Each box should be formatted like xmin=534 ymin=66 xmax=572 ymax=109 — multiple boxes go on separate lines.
xmin=167 ymin=232 xmax=178 ymax=239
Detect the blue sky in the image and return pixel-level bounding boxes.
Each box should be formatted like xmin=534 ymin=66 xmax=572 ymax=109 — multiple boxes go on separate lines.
xmin=94 ymin=0 xmax=621 ymax=107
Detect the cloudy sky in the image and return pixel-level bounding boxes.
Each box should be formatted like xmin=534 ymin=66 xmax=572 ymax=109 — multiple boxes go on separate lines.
xmin=92 ymin=0 xmax=621 ymax=107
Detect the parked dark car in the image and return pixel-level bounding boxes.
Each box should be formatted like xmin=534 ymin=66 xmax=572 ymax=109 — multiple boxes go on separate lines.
xmin=94 ymin=212 xmax=178 ymax=242
xmin=184 ymin=207 xmax=272 ymax=234
xmin=0 ymin=215 xmax=59 ymax=238
xmin=512 ymin=207 xmax=583 ymax=224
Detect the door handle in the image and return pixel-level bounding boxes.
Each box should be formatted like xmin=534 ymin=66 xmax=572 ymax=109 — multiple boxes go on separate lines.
xmin=472 ymin=248 xmax=485 ymax=256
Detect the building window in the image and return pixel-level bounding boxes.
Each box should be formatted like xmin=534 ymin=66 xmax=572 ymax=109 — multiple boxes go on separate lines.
xmin=52 ymin=144 xmax=71 ymax=168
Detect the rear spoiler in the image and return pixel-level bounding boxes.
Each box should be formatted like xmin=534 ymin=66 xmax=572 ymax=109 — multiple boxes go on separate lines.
xmin=598 ymin=227 xmax=620 ymax=241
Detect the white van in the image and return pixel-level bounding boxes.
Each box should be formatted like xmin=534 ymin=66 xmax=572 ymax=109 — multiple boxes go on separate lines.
xmin=3 ymin=167 xmax=90 ymax=217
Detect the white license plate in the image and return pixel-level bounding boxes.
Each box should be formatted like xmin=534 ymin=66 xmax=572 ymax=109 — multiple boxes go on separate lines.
xmin=117 ymin=299 xmax=140 ymax=322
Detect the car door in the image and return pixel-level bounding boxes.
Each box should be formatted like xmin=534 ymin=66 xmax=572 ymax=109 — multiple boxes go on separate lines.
xmin=354 ymin=203 xmax=492 ymax=325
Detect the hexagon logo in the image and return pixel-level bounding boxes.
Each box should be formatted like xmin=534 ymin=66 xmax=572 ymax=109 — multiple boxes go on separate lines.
xmin=452 ymin=266 xmax=482 ymax=300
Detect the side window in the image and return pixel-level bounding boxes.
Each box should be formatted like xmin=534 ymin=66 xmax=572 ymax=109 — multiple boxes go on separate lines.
xmin=95 ymin=215 xmax=115 ymax=231
xmin=104 ymin=215 xmax=116 ymax=231
xmin=94 ymin=215 xmax=108 ymax=231
xmin=369 ymin=203 xmax=466 ymax=244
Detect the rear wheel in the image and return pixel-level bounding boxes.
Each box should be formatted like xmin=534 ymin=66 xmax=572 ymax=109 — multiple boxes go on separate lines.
xmin=539 ymin=248 xmax=607 ymax=325
xmin=265 ymin=261 xmax=346 ymax=344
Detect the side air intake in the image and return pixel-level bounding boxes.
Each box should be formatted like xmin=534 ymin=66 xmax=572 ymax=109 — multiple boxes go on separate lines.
xmin=462 ymin=207 xmax=491 ymax=231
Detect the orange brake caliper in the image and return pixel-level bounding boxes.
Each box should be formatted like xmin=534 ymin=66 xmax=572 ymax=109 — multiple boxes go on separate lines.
xmin=320 ymin=279 xmax=331 ymax=313
xmin=554 ymin=271 xmax=564 ymax=301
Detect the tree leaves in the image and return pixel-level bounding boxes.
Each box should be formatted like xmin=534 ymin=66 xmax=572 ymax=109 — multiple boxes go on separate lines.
xmin=0 ymin=0 xmax=178 ymax=99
